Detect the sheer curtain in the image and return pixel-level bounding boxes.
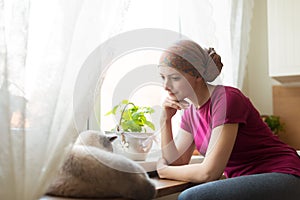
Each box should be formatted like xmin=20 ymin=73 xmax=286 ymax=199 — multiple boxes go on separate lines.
xmin=230 ymin=0 xmax=254 ymax=88
xmin=0 ymin=0 xmax=254 ymax=199
xmin=0 ymin=0 xmax=129 ymax=199
xmin=178 ymin=0 xmax=255 ymax=88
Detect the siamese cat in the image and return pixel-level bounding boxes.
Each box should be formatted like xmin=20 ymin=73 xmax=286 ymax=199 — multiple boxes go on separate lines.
xmin=47 ymin=130 xmax=156 ymax=200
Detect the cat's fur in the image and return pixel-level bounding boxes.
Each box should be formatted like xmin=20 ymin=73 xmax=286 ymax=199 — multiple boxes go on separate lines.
xmin=47 ymin=130 xmax=156 ymax=200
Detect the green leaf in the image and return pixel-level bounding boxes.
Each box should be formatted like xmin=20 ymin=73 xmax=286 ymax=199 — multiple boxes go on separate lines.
xmin=104 ymin=99 xmax=156 ymax=133
xmin=105 ymin=104 xmax=120 ymax=116
xmin=121 ymin=110 xmax=131 ymax=121
xmin=121 ymin=99 xmax=129 ymax=104
xmin=122 ymin=120 xmax=142 ymax=132
xmin=141 ymin=107 xmax=154 ymax=113
xmin=263 ymin=115 xmax=284 ymax=135
xmin=144 ymin=120 xmax=155 ymax=130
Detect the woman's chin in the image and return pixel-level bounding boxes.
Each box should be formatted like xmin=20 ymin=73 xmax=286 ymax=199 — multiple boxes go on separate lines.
xmin=168 ymin=92 xmax=186 ymax=102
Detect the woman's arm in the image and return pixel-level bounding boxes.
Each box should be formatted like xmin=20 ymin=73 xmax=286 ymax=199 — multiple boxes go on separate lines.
xmin=157 ymin=123 xmax=238 ymax=183
xmin=160 ymin=97 xmax=195 ymax=165
xmin=160 ymin=121 xmax=195 ymax=165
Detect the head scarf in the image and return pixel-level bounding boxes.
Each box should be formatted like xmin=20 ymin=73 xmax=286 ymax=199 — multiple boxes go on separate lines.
xmin=159 ymin=40 xmax=223 ymax=82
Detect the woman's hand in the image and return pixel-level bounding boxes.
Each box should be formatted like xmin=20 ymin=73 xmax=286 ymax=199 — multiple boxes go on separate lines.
xmin=161 ymin=97 xmax=189 ymax=122
xmin=156 ymin=158 xmax=168 ymax=179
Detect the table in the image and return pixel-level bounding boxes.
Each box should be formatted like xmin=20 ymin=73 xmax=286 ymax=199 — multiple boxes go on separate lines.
xmin=151 ymin=177 xmax=197 ymax=198
xmin=42 ymin=176 xmax=196 ymax=200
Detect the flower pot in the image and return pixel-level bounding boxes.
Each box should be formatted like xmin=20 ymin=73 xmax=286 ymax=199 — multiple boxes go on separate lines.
xmin=106 ymin=131 xmax=154 ymax=161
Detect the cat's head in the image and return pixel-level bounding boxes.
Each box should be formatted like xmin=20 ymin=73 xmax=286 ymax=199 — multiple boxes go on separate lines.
xmin=75 ymin=130 xmax=117 ymax=152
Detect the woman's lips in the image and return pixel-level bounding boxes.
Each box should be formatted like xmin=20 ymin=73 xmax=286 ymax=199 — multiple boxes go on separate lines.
xmin=168 ymin=91 xmax=177 ymax=96
xmin=168 ymin=92 xmax=177 ymax=98
xmin=168 ymin=92 xmax=180 ymax=101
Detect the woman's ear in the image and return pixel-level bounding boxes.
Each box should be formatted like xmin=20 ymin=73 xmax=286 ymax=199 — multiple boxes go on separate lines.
xmin=196 ymin=76 xmax=204 ymax=83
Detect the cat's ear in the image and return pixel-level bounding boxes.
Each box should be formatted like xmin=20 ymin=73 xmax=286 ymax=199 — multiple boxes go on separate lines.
xmin=108 ymin=135 xmax=118 ymax=142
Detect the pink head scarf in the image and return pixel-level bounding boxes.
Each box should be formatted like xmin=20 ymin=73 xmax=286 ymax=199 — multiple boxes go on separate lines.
xmin=159 ymin=40 xmax=223 ymax=82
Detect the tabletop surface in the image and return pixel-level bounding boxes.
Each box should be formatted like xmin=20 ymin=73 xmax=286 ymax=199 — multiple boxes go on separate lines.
xmin=42 ymin=176 xmax=196 ymax=200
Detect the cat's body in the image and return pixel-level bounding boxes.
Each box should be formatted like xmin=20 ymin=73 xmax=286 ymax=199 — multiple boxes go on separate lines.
xmin=47 ymin=130 xmax=156 ymax=200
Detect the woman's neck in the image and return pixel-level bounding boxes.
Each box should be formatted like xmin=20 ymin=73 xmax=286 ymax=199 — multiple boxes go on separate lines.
xmin=193 ymin=84 xmax=216 ymax=109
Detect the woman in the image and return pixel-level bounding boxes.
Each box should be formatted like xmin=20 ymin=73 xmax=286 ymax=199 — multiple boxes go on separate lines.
xmin=156 ymin=40 xmax=300 ymax=200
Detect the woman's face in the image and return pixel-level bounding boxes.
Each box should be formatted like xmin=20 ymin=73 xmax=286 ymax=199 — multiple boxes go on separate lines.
xmin=159 ymin=66 xmax=198 ymax=101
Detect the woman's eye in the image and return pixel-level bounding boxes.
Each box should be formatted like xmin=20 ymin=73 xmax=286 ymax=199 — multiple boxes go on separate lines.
xmin=172 ymin=77 xmax=181 ymax=81
xmin=160 ymin=75 xmax=165 ymax=80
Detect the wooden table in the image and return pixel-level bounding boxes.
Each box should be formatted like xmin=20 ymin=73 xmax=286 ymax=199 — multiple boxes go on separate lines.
xmin=42 ymin=176 xmax=196 ymax=200
xmin=151 ymin=177 xmax=196 ymax=198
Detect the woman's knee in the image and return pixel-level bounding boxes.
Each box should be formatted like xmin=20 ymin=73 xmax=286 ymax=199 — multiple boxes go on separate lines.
xmin=177 ymin=183 xmax=218 ymax=200
xmin=178 ymin=173 xmax=300 ymax=200
xmin=177 ymin=189 xmax=193 ymax=200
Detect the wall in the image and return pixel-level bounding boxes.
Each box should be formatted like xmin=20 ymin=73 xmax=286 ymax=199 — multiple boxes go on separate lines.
xmin=245 ymin=0 xmax=300 ymax=149
xmin=243 ymin=0 xmax=275 ymax=115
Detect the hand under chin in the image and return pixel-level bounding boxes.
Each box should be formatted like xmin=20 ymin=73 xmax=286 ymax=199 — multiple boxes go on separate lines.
xmin=178 ymin=99 xmax=190 ymax=109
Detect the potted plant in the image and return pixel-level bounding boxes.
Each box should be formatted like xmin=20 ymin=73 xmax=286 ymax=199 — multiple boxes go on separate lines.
xmin=261 ymin=115 xmax=285 ymax=135
xmin=105 ymin=99 xmax=156 ymax=161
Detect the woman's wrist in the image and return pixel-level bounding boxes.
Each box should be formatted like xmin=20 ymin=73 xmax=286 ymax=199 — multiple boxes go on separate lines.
xmin=160 ymin=117 xmax=172 ymax=127
xmin=156 ymin=158 xmax=169 ymax=179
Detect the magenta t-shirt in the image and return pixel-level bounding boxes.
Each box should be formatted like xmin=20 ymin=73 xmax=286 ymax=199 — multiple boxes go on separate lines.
xmin=181 ymin=85 xmax=300 ymax=178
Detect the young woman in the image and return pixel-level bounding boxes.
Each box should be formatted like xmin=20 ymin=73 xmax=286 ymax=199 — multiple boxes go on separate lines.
xmin=156 ymin=40 xmax=300 ymax=200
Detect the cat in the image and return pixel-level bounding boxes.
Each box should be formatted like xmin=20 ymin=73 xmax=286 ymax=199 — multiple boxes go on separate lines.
xmin=46 ymin=130 xmax=156 ymax=200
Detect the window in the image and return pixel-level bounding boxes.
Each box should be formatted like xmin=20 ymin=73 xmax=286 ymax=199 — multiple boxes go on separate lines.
xmin=87 ymin=0 xmax=232 ymax=161
xmin=89 ymin=0 xmax=232 ymax=130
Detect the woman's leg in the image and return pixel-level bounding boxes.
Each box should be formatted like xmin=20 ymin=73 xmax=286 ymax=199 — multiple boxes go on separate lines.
xmin=178 ymin=173 xmax=300 ymax=200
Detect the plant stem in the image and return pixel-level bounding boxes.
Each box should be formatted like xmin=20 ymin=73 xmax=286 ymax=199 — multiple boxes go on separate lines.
xmin=117 ymin=102 xmax=135 ymax=131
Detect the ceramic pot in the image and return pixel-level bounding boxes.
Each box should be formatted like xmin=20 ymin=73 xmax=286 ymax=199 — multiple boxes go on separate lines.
xmin=106 ymin=131 xmax=154 ymax=161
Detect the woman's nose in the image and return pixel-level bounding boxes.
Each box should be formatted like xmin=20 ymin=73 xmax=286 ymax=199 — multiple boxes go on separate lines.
xmin=163 ymin=79 xmax=172 ymax=91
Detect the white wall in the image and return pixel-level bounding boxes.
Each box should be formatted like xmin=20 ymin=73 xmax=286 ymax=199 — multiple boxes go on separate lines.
xmin=243 ymin=0 xmax=275 ymax=115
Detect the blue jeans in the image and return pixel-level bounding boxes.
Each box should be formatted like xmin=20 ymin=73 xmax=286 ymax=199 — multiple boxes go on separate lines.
xmin=178 ymin=173 xmax=300 ymax=200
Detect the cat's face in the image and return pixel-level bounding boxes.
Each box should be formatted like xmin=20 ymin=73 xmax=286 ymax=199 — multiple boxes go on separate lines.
xmin=75 ymin=130 xmax=117 ymax=152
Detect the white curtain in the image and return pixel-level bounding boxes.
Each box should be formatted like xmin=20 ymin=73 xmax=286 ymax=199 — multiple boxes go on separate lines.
xmin=0 ymin=0 xmax=254 ymax=199
xmin=0 ymin=0 xmax=130 ymax=199
xmin=230 ymin=0 xmax=254 ymax=88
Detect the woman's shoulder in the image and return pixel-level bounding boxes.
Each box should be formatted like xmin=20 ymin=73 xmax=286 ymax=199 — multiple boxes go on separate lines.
xmin=214 ymin=85 xmax=242 ymax=93
xmin=214 ymin=85 xmax=246 ymax=99
xmin=212 ymin=85 xmax=250 ymax=107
